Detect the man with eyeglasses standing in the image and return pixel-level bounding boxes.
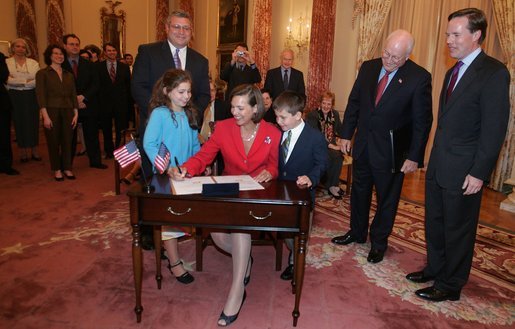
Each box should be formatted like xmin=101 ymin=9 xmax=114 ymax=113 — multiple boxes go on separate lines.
xmin=131 ymin=10 xmax=210 ymax=250
xmin=331 ymin=30 xmax=433 ymax=264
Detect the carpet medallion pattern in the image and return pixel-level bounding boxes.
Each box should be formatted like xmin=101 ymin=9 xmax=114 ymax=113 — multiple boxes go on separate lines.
xmin=309 ymin=193 xmax=514 ymax=325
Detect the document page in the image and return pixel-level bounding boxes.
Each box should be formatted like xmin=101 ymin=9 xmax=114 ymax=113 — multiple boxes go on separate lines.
xmin=171 ymin=176 xmax=216 ymax=195
xmin=213 ymin=175 xmax=264 ymax=191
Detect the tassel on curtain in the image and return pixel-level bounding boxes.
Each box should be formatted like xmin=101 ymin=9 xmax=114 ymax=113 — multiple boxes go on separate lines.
xmin=252 ymin=0 xmax=273 ymax=88
xmin=306 ymin=0 xmax=337 ymax=111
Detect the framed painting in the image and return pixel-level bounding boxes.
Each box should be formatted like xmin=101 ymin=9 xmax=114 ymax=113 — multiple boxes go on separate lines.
xmin=218 ymin=0 xmax=247 ymax=47
xmin=218 ymin=50 xmax=233 ymax=72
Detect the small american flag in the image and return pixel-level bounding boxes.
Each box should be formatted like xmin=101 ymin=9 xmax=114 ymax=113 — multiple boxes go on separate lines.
xmin=113 ymin=140 xmax=141 ymax=168
xmin=154 ymin=142 xmax=170 ymax=174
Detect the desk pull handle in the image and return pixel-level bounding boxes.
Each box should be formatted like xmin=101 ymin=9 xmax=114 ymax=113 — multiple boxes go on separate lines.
xmin=167 ymin=207 xmax=191 ymax=216
xmin=249 ymin=211 xmax=272 ymax=220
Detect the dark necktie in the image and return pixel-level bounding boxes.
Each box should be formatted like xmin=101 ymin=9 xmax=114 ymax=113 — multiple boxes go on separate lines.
xmin=283 ymin=69 xmax=289 ymax=90
xmin=375 ymin=71 xmax=390 ymax=106
xmin=109 ymin=62 xmax=116 ymax=83
xmin=281 ymin=130 xmax=292 ymax=161
xmin=174 ymin=48 xmax=182 ymax=70
xmin=71 ymin=60 xmax=78 ymax=78
xmin=446 ymin=61 xmax=464 ymax=103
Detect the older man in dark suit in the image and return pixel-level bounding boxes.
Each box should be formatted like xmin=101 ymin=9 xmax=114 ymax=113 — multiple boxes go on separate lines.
xmin=62 ymin=34 xmax=107 ymax=169
xmin=97 ymin=43 xmax=132 ymax=159
xmin=331 ymin=30 xmax=433 ymax=264
xmin=406 ymin=8 xmax=510 ymax=302
xmin=264 ymin=49 xmax=305 ymax=100
xmin=132 ymin=10 xmax=210 ymax=133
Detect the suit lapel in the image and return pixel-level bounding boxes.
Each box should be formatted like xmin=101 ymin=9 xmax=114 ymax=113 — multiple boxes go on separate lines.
xmin=160 ymin=42 xmax=174 ymax=69
xmin=231 ymin=122 xmax=247 ymax=159
xmin=368 ymin=60 xmax=383 ymax=107
xmin=376 ymin=60 xmax=410 ymax=108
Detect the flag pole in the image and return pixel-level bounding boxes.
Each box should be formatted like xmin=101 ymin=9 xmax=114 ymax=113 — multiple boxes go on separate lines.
xmin=131 ymin=133 xmax=154 ymax=194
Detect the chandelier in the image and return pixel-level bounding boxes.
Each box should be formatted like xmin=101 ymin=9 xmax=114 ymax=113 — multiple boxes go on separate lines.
xmin=284 ymin=15 xmax=311 ymax=56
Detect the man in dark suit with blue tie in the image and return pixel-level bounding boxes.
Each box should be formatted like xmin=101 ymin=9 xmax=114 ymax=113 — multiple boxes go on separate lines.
xmin=132 ymin=10 xmax=210 ymax=134
xmin=97 ymin=43 xmax=132 ymax=159
xmin=274 ymin=91 xmax=328 ymax=280
xmin=264 ymin=49 xmax=306 ymax=100
xmin=407 ymin=8 xmax=510 ymax=302
xmin=331 ymin=30 xmax=433 ymax=264
xmin=131 ymin=10 xmax=210 ymax=250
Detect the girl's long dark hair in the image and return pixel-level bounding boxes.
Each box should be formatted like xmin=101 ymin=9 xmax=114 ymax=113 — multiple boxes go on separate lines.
xmin=148 ymin=69 xmax=198 ymax=129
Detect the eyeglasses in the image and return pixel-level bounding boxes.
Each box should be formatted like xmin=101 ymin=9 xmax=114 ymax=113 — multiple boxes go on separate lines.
xmin=382 ymin=50 xmax=404 ymax=63
xmin=169 ymin=24 xmax=192 ymax=32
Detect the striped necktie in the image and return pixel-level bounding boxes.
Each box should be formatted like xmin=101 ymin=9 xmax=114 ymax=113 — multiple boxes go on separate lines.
xmin=174 ymin=48 xmax=182 ymax=70
xmin=281 ymin=130 xmax=292 ymax=161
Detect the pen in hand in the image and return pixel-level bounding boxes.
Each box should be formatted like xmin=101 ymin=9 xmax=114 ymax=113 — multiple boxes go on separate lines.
xmin=174 ymin=156 xmax=182 ymax=174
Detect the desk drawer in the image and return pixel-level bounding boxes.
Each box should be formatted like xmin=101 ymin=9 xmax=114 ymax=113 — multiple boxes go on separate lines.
xmin=139 ymin=198 xmax=302 ymax=229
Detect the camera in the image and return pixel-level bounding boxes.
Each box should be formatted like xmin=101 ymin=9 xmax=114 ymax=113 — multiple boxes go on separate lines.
xmin=237 ymin=51 xmax=244 ymax=56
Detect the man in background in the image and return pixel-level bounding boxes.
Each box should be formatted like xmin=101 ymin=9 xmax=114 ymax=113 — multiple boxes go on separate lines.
xmin=220 ymin=43 xmax=261 ymax=101
xmin=264 ymin=49 xmax=305 ymax=100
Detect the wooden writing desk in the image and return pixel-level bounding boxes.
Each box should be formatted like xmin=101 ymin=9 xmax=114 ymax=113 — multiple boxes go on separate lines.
xmin=128 ymin=175 xmax=311 ymax=326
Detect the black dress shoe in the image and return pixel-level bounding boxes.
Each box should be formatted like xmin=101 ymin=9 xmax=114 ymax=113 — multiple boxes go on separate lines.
xmin=415 ymin=286 xmax=460 ymax=302
xmin=331 ymin=232 xmax=365 ymax=245
xmin=367 ymin=249 xmax=385 ymax=263
xmin=406 ymin=271 xmax=435 ymax=283
xmin=64 ymin=173 xmax=76 ymax=180
xmin=280 ymin=264 xmax=294 ymax=281
xmin=90 ymin=163 xmax=108 ymax=169
xmin=54 ymin=176 xmax=64 ymax=182
xmin=1 ymin=168 xmax=20 ymax=175
xmin=141 ymin=235 xmax=154 ymax=250
xmin=31 ymin=155 xmax=42 ymax=161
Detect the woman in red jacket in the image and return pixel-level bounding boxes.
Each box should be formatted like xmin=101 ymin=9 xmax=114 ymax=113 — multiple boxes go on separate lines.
xmin=172 ymin=84 xmax=280 ymax=327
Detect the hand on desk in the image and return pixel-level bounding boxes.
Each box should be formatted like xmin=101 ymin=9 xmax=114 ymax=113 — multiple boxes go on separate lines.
xmin=296 ymin=175 xmax=312 ymax=187
xmin=168 ymin=166 xmax=188 ymax=180
xmin=254 ymin=169 xmax=273 ymax=183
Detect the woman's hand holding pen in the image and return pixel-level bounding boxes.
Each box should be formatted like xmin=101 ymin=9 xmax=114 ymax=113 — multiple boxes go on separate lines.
xmin=168 ymin=166 xmax=187 ymax=180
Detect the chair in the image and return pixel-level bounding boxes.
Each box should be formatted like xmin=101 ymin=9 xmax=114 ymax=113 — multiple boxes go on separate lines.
xmin=339 ymin=154 xmax=353 ymax=195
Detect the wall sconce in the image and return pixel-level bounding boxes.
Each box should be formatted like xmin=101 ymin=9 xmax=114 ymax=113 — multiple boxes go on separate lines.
xmin=284 ymin=15 xmax=311 ymax=56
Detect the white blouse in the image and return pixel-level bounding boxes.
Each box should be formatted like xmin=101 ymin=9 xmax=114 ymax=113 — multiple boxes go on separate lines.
xmin=6 ymin=57 xmax=40 ymax=90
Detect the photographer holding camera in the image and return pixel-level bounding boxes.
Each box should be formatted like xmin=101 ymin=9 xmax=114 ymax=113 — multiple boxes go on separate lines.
xmin=220 ymin=43 xmax=261 ymax=101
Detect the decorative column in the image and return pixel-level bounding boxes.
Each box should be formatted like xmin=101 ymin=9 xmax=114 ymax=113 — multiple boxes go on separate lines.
xmin=156 ymin=0 xmax=169 ymax=41
xmin=15 ymin=0 xmax=39 ymax=60
xmin=252 ymin=0 xmax=272 ymax=87
xmin=46 ymin=0 xmax=65 ymax=46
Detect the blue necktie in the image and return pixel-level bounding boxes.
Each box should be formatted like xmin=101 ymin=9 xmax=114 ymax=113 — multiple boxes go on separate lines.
xmin=174 ymin=48 xmax=182 ymax=70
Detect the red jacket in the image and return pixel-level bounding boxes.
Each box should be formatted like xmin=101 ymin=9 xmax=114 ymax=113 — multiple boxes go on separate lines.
xmin=184 ymin=118 xmax=280 ymax=178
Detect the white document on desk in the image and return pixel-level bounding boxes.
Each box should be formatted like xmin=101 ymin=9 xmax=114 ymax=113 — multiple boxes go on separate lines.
xmin=170 ymin=175 xmax=264 ymax=195
xmin=212 ymin=175 xmax=264 ymax=191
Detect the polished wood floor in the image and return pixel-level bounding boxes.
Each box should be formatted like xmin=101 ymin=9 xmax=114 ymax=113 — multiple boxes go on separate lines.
xmin=401 ymin=170 xmax=515 ymax=233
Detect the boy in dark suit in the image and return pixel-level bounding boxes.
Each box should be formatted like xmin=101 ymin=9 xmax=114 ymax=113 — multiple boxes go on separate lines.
xmin=274 ymin=91 xmax=328 ymax=280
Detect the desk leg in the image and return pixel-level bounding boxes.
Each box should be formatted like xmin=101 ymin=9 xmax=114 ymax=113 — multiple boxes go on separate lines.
xmin=132 ymin=222 xmax=144 ymax=322
xmin=153 ymin=226 xmax=162 ymax=289
xmin=292 ymin=232 xmax=307 ymax=327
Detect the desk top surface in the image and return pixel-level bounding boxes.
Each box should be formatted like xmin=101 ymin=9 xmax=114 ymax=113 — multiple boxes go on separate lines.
xmin=128 ymin=175 xmax=311 ymax=207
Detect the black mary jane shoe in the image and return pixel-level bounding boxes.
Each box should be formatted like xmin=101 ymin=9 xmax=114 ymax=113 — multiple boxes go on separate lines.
xmin=167 ymin=260 xmax=194 ymax=284
xmin=31 ymin=155 xmax=42 ymax=161
xmin=218 ymin=290 xmax=247 ymax=327
xmin=244 ymin=255 xmax=253 ymax=286
xmin=328 ymin=187 xmax=343 ymax=199
xmin=54 ymin=176 xmax=64 ymax=182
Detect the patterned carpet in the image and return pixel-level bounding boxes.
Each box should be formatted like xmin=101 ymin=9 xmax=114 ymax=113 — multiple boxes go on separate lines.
xmin=308 ymin=192 xmax=515 ymax=325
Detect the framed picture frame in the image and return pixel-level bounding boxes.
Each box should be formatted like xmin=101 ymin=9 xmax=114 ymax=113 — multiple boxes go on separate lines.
xmin=218 ymin=50 xmax=233 ymax=73
xmin=218 ymin=0 xmax=247 ymax=47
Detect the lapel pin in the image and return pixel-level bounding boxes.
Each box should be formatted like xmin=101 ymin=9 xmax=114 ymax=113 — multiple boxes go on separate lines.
xmin=265 ymin=136 xmax=271 ymax=144
xmin=398 ymin=78 xmax=403 ymax=83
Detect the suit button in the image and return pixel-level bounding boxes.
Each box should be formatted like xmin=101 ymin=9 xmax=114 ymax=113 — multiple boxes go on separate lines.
xmin=283 ymin=172 xmax=287 ymax=176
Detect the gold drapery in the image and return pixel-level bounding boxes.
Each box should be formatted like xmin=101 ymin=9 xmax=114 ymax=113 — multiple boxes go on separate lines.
xmin=306 ymin=0 xmax=337 ymax=111
xmin=354 ymin=0 xmax=392 ymax=70
xmin=491 ymin=0 xmax=515 ymax=190
xmin=251 ymin=0 xmax=273 ymax=88
xmin=180 ymin=0 xmax=194 ymax=32
xmin=15 ymin=0 xmax=39 ymax=60
xmin=155 ymin=0 xmax=169 ymax=41
xmin=46 ymin=0 xmax=64 ymax=46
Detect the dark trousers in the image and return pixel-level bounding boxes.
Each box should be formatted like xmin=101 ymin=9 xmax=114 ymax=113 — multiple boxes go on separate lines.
xmin=349 ymin=150 xmax=404 ymax=251
xmin=72 ymin=111 xmax=102 ymax=166
xmin=424 ymin=176 xmax=482 ymax=293
xmin=44 ymin=107 xmax=74 ymax=171
xmin=100 ymin=105 xmax=127 ymax=156
xmin=323 ymin=149 xmax=343 ymax=187
xmin=0 ymin=95 xmax=13 ymax=171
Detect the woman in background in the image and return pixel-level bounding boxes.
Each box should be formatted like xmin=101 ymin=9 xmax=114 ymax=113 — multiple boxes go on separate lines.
xmin=36 ymin=45 xmax=78 ymax=181
xmin=6 ymin=38 xmax=41 ymax=162
xmin=306 ymin=91 xmax=344 ymax=198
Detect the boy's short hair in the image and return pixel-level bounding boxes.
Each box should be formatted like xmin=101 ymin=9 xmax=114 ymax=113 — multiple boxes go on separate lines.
xmin=272 ymin=91 xmax=306 ymax=115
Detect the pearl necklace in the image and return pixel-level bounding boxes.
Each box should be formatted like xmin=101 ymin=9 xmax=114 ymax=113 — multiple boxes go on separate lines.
xmin=241 ymin=123 xmax=259 ymax=142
